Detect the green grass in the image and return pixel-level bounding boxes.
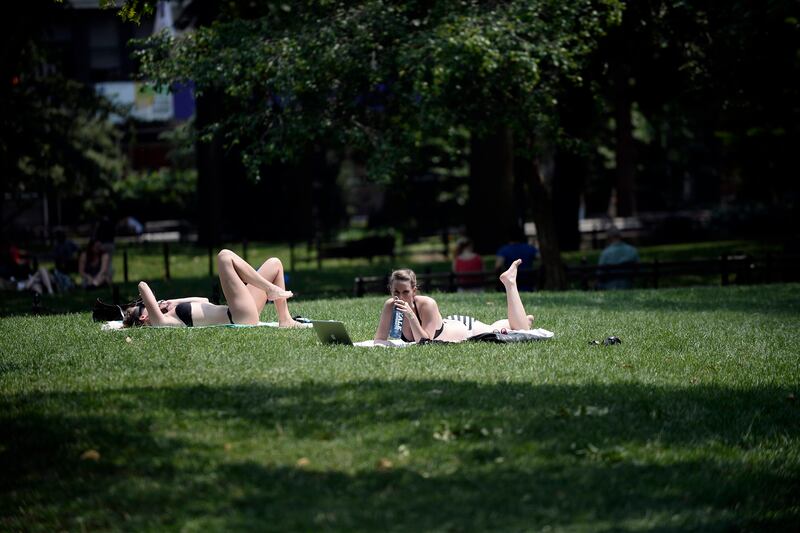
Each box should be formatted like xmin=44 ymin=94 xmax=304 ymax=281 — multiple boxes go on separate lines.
xmin=2 ymin=239 xmax=786 ymax=317
xmin=2 ymin=284 xmax=799 ymax=531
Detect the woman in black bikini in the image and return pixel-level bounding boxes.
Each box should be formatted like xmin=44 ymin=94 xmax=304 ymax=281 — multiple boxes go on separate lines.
xmin=373 ymin=259 xmax=535 ymax=343
xmin=123 ymin=249 xmax=301 ymax=328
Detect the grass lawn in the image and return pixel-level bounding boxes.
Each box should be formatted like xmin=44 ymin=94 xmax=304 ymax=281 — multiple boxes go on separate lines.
xmin=2 ymin=284 xmax=799 ymax=531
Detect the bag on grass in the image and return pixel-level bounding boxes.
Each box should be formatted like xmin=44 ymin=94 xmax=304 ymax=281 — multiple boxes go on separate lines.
xmin=467 ymin=331 xmax=548 ymax=344
xmin=91 ymin=297 xmax=142 ymax=322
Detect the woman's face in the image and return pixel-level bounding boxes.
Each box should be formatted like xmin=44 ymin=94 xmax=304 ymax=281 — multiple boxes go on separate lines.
xmin=391 ymin=280 xmax=415 ymax=303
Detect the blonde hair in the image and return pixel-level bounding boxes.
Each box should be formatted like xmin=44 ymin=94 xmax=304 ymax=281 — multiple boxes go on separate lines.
xmin=388 ymin=269 xmax=417 ymax=291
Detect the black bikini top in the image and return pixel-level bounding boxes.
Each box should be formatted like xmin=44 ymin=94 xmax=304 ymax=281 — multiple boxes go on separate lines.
xmin=175 ymin=302 xmax=193 ymax=327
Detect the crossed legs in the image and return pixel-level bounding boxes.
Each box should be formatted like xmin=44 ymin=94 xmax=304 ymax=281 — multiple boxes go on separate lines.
xmin=216 ymin=249 xmax=299 ymax=326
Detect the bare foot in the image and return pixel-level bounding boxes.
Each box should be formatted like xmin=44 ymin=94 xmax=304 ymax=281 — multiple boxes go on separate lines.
xmin=278 ymin=319 xmax=304 ymax=328
xmin=527 ymin=314 xmax=535 ymax=328
xmin=267 ymin=289 xmax=293 ymax=301
xmin=499 ymin=259 xmax=522 ymax=286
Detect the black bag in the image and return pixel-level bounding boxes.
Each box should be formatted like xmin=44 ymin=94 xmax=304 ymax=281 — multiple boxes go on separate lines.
xmin=91 ymin=297 xmax=141 ymax=322
xmin=467 ymin=331 xmax=547 ymax=344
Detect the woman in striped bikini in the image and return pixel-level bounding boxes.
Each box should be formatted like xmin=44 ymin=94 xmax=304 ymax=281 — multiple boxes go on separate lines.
xmin=123 ymin=249 xmax=302 ymax=328
xmin=373 ymin=258 xmax=535 ymax=343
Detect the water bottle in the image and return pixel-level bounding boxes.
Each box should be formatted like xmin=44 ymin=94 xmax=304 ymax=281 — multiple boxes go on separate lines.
xmin=389 ymin=301 xmax=404 ymax=339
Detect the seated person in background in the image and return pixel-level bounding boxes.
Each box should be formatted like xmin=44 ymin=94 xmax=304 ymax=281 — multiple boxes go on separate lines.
xmin=495 ymin=225 xmax=538 ymax=291
xmin=0 ymin=237 xmax=54 ymax=295
xmin=78 ymin=239 xmax=112 ymax=289
xmin=452 ymin=237 xmax=484 ymax=292
xmin=597 ymin=226 xmax=640 ymax=289
xmin=52 ymin=229 xmax=79 ymax=274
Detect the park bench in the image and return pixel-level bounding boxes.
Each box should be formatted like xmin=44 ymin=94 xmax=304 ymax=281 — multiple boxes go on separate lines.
xmin=353 ymin=269 xmax=540 ymax=296
xmin=315 ymin=235 xmax=395 ymax=267
xmin=352 ymin=253 xmax=800 ymax=296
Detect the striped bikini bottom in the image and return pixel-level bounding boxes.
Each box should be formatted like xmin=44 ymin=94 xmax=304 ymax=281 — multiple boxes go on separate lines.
xmin=445 ymin=314 xmax=481 ymax=335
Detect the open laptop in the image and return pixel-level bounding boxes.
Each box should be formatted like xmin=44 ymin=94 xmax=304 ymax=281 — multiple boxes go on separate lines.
xmin=311 ymin=320 xmax=354 ymax=345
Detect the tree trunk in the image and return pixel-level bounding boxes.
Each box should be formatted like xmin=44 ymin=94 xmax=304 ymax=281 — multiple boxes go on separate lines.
xmin=195 ymin=91 xmax=222 ymax=247
xmin=521 ymin=157 xmax=568 ymax=290
xmin=467 ymin=127 xmax=516 ymax=254
xmin=553 ymin=151 xmax=584 ymax=251
xmin=614 ymin=77 xmax=637 ymax=217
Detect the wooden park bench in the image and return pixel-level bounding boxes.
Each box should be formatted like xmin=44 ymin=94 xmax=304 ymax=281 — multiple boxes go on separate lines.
xmin=352 ymin=253 xmax=800 ymax=296
xmin=314 ymin=235 xmax=395 ymax=268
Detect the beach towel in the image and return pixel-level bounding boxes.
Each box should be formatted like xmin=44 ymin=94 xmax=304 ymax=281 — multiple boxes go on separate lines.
xmin=353 ymin=328 xmax=554 ymax=347
xmin=101 ymin=320 xmax=312 ymax=331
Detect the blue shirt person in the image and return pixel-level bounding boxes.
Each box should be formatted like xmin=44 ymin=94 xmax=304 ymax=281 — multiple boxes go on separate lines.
xmin=597 ymin=227 xmax=640 ymax=289
xmin=495 ymin=227 xmax=539 ymax=291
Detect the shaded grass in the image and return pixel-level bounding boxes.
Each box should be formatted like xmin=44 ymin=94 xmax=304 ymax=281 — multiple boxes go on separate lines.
xmin=2 ymin=284 xmax=799 ymax=531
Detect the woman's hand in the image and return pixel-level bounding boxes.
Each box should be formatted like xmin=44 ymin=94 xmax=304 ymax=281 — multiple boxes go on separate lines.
xmin=393 ymin=298 xmax=417 ymax=321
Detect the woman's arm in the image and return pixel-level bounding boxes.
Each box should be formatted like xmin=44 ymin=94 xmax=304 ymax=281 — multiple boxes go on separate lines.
xmin=373 ymin=298 xmax=395 ymax=341
xmin=138 ymin=281 xmax=179 ymax=326
xmin=92 ymin=253 xmax=111 ymax=285
xmin=166 ymin=297 xmax=209 ymax=305
xmin=412 ymin=297 xmax=443 ymax=340
xmin=78 ymin=251 xmax=87 ymax=277
xmin=393 ymin=297 xmax=437 ymax=341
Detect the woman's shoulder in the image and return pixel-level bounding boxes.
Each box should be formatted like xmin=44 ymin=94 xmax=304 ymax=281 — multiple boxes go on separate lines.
xmin=415 ymin=294 xmax=439 ymax=307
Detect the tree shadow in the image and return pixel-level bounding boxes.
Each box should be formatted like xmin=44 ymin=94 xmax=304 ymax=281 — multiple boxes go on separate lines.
xmin=2 ymin=380 xmax=798 ymax=530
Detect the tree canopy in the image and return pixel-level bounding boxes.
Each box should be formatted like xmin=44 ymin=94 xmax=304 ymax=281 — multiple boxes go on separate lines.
xmin=2 ymin=1 xmax=127 ymax=226
xmin=136 ymin=0 xmax=623 ymax=181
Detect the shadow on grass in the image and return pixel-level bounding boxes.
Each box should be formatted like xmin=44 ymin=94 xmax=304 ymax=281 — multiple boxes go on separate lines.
xmin=2 ymin=381 xmax=798 ymax=530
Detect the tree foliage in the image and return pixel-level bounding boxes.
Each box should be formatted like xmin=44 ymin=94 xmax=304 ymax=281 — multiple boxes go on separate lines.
xmin=2 ymin=1 xmax=129 ymax=224
xmin=136 ymin=0 xmax=623 ymax=182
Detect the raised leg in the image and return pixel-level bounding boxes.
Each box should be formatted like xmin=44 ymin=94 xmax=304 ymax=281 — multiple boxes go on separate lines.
xmin=217 ymin=249 xmax=293 ymax=325
xmin=246 ymin=257 xmax=300 ymax=327
xmin=498 ymin=259 xmax=534 ymax=330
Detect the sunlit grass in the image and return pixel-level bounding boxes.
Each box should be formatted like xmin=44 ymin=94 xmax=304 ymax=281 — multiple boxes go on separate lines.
xmin=2 ymin=284 xmax=799 ymax=531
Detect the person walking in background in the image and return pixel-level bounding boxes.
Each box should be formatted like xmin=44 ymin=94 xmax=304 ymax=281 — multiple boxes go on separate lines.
xmin=452 ymin=237 xmax=484 ymax=292
xmin=597 ymin=226 xmax=640 ymax=289
xmin=495 ymin=225 xmax=538 ymax=291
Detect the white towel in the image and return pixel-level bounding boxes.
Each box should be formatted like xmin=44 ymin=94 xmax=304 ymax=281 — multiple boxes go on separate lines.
xmin=353 ymin=328 xmax=554 ymax=347
xmin=101 ymin=321 xmax=311 ymax=331
xmin=353 ymin=339 xmax=414 ymax=348
xmin=488 ymin=328 xmax=554 ymax=339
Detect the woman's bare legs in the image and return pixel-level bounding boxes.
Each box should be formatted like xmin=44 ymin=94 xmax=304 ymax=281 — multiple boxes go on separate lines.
xmin=36 ymin=267 xmax=54 ymax=295
xmin=216 ymin=249 xmax=293 ymax=325
xmin=246 ymin=257 xmax=301 ymax=327
xmin=497 ymin=259 xmax=534 ymax=330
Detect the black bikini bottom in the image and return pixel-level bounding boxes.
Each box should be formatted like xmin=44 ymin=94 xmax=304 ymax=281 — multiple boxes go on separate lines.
xmin=227 ymin=308 xmax=234 ymax=324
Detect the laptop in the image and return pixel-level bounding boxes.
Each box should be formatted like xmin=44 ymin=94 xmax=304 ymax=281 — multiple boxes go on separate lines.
xmin=311 ymin=320 xmax=354 ymax=345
